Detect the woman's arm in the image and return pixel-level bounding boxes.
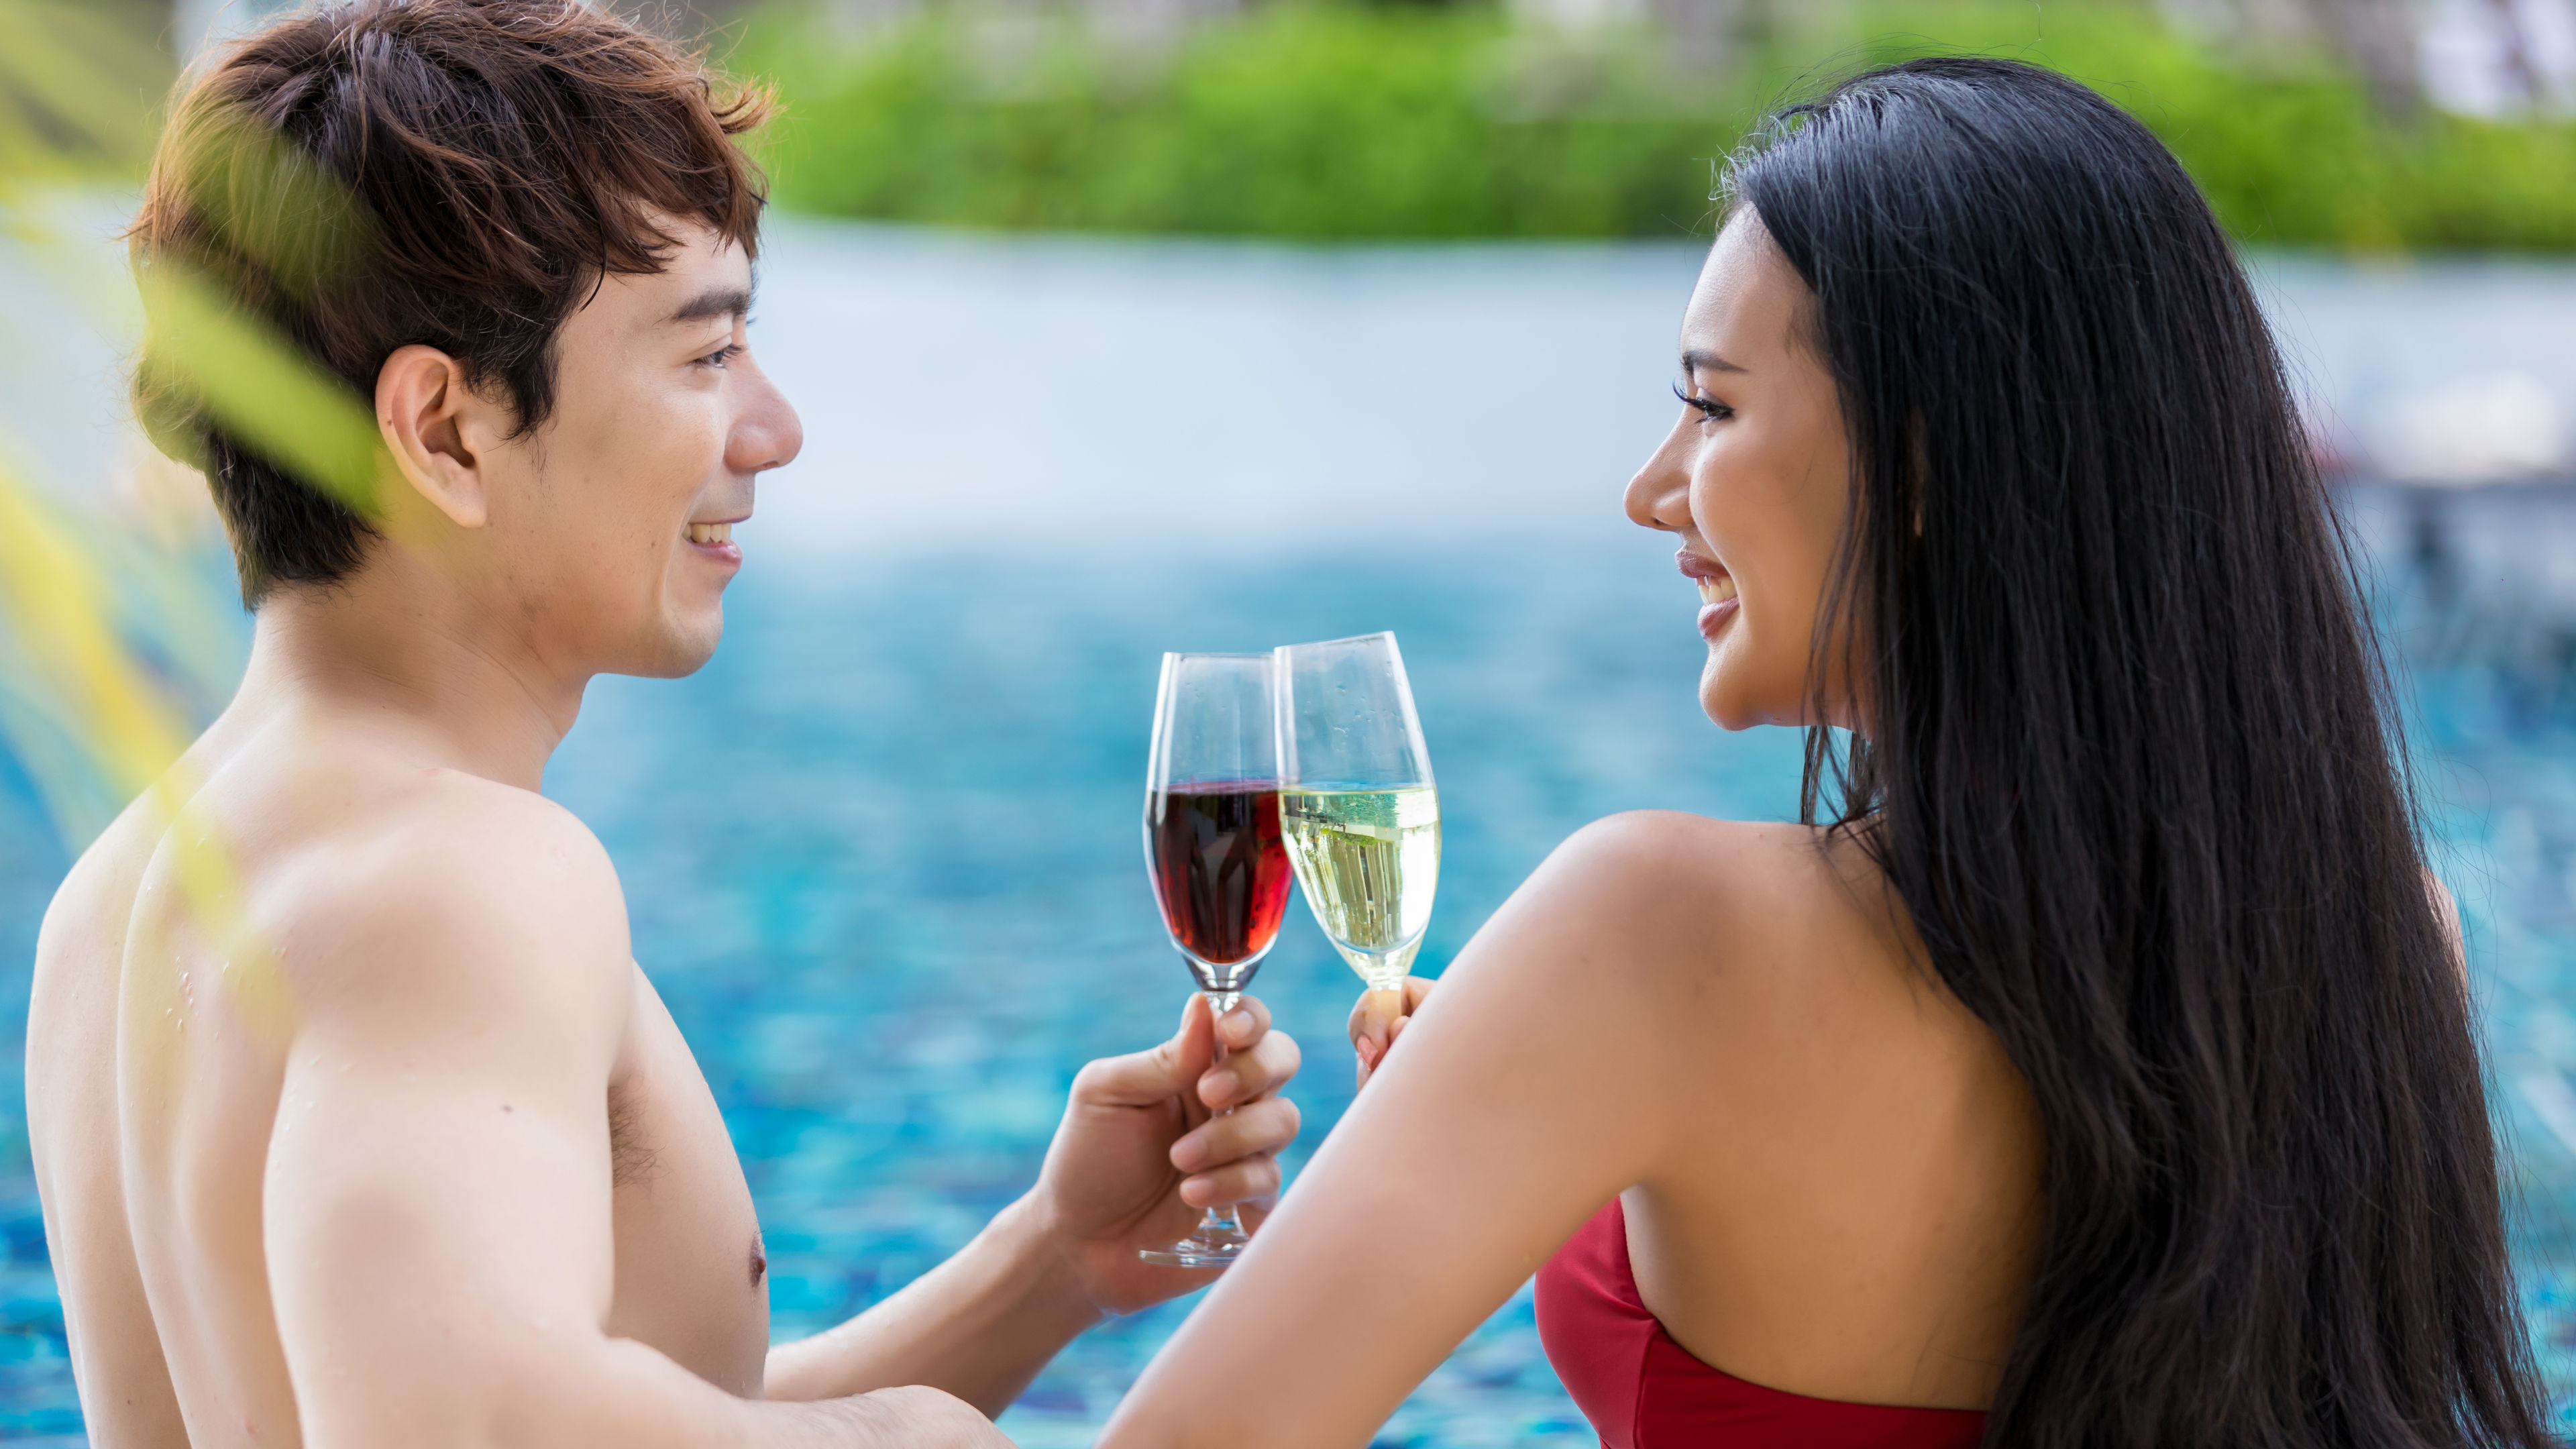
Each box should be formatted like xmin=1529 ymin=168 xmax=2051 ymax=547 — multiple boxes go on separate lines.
xmin=1099 ymin=811 xmax=1737 ymax=1448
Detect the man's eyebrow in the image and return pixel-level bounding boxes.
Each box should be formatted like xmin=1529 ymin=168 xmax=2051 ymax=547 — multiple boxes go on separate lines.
xmin=666 ymin=284 xmax=753 ymax=327
xmin=1681 ymin=348 xmax=1748 ymax=374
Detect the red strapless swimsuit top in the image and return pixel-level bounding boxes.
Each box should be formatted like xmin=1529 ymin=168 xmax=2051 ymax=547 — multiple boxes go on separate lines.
xmin=1534 ymin=1199 xmax=1990 ymax=1449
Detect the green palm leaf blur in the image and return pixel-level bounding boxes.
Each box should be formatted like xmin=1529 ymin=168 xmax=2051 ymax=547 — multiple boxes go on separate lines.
xmin=0 ymin=0 xmax=321 ymax=1077
xmin=1 ymin=0 xmax=195 ymax=846
xmin=0 ymin=0 xmax=386 ymax=851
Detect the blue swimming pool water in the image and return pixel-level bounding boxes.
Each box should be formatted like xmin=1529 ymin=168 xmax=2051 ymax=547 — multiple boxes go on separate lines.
xmin=2 ymin=520 xmax=2572 ymax=1444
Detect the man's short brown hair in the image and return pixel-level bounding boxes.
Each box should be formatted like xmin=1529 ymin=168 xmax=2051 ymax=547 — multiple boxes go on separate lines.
xmin=130 ymin=0 xmax=771 ymax=604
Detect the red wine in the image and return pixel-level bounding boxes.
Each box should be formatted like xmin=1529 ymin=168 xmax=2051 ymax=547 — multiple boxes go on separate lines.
xmin=1146 ymin=782 xmax=1292 ymax=969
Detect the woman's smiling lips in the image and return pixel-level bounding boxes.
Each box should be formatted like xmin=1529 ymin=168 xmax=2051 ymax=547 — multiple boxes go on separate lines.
xmin=686 ymin=517 xmax=744 ymax=568
xmin=1675 ymin=547 xmax=1739 ymax=640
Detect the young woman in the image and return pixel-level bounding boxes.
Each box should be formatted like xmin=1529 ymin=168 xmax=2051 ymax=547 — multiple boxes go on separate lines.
xmin=1099 ymin=57 xmax=2551 ymax=1449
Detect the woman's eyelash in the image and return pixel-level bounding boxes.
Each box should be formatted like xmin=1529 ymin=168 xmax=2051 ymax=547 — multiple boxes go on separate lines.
xmin=1672 ymin=382 xmax=1732 ymax=419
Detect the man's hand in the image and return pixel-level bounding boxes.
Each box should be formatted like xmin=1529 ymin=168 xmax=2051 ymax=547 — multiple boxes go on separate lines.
xmin=766 ymin=993 xmax=1301 ymax=1411
xmin=1031 ymin=994 xmax=1302 ymax=1315
xmin=1348 ymin=977 xmax=1437 ymax=1090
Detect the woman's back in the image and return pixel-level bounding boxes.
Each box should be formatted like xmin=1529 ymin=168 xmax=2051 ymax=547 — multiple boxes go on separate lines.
xmin=1580 ymin=819 xmax=2038 ymax=1413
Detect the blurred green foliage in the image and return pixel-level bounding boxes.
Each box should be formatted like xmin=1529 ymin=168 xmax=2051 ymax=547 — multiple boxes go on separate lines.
xmin=0 ymin=0 xmax=166 ymax=184
xmin=0 ymin=0 xmax=364 ymax=847
xmin=731 ymin=0 xmax=2576 ymax=248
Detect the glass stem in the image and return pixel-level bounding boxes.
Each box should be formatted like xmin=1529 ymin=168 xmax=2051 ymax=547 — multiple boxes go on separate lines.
xmin=1199 ymin=988 xmax=1244 ymax=1236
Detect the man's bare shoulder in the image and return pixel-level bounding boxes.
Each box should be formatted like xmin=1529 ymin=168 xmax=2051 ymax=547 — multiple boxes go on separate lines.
xmin=34 ymin=786 xmax=170 ymax=974
xmin=256 ymin=767 xmax=633 ymax=1025
xmin=97 ymin=757 xmax=644 ymax=1062
xmin=299 ymin=764 xmax=623 ymax=917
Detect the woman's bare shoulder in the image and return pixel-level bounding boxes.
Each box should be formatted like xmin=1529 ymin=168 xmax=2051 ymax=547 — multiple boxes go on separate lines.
xmin=1521 ymin=810 xmax=1862 ymax=945
xmin=1546 ymin=808 xmax=1843 ymax=876
xmin=1495 ymin=810 xmax=1934 ymax=1032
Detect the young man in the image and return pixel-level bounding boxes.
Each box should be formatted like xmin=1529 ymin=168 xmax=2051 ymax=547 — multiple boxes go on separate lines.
xmin=24 ymin=3 xmax=1301 ymax=1444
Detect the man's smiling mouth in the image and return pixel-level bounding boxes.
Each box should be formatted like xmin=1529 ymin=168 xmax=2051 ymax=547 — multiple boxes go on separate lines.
xmin=686 ymin=521 xmax=734 ymax=545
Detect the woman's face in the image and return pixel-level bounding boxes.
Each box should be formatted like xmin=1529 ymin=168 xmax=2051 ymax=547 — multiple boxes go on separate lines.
xmin=1625 ymin=209 xmax=1854 ymax=731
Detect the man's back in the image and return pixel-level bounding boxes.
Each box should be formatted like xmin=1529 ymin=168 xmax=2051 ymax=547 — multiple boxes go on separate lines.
xmin=28 ymin=681 xmax=770 ymax=1446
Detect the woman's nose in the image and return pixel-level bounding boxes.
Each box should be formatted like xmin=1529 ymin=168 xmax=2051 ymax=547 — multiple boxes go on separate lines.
xmin=1625 ymin=425 xmax=1691 ymax=533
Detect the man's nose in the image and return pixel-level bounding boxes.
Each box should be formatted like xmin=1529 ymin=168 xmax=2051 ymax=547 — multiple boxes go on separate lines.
xmin=730 ymin=365 xmax=804 ymax=476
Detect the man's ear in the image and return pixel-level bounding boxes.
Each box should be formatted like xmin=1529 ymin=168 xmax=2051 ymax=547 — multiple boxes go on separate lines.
xmin=375 ymin=345 xmax=500 ymax=529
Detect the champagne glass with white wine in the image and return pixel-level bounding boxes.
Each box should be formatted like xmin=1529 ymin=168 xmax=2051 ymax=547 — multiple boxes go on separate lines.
xmin=1273 ymin=633 xmax=1440 ymax=1021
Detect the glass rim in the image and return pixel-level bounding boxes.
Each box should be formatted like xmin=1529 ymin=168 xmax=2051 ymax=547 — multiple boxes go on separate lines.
xmin=1270 ymin=630 xmax=1397 ymax=654
xmin=1269 ymin=630 xmax=1432 ymax=789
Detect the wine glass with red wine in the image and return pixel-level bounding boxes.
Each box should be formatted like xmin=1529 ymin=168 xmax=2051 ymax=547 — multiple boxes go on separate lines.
xmin=1138 ymin=651 xmax=1295 ymax=1267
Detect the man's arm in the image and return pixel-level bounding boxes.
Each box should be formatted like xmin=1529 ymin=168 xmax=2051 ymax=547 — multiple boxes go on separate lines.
xmin=765 ymin=994 xmax=1303 ymax=1413
xmin=262 ymin=786 xmax=1006 ymax=1448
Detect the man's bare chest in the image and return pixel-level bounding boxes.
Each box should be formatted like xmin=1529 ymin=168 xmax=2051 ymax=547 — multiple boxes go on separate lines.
xmin=604 ymin=973 xmax=769 ymax=1396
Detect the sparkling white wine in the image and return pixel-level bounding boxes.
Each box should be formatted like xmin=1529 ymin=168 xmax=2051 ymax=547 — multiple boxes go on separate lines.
xmin=1279 ymin=785 xmax=1441 ymax=988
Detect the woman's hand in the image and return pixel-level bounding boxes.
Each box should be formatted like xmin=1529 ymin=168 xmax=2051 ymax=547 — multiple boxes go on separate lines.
xmin=1346 ymin=976 xmax=1438 ymax=1089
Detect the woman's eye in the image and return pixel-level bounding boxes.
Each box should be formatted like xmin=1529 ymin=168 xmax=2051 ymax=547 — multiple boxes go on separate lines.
xmin=1672 ymin=382 xmax=1732 ymax=420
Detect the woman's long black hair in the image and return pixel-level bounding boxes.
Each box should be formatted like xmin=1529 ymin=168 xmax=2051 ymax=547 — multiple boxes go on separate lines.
xmin=1730 ymin=58 xmax=2552 ymax=1448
